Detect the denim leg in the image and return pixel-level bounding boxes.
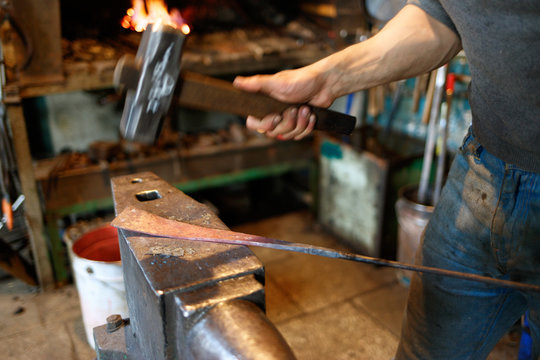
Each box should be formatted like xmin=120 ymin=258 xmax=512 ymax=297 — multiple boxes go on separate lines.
xmin=395 ymin=129 xmax=540 ymax=360
xmin=512 ymin=168 xmax=540 ymax=359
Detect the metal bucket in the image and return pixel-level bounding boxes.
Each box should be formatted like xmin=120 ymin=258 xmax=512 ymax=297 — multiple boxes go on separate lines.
xmin=64 ymin=221 xmax=128 ymax=348
xmin=395 ymin=184 xmax=434 ymax=285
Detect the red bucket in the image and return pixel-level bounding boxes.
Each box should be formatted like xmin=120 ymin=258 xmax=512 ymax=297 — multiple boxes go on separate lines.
xmin=71 ymin=225 xmax=120 ymax=262
xmin=66 ymin=222 xmax=127 ymax=348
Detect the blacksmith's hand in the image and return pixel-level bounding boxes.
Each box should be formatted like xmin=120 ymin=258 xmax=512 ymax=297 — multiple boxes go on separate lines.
xmin=233 ymin=67 xmax=334 ymax=140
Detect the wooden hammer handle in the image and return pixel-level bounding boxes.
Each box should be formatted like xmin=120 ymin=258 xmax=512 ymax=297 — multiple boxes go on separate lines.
xmin=177 ymin=71 xmax=356 ymax=135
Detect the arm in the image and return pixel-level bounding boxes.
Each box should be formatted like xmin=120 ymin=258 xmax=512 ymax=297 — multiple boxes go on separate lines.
xmin=233 ymin=4 xmax=462 ymax=140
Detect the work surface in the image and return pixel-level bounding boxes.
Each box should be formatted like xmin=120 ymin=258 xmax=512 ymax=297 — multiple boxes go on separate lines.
xmin=0 ymin=211 xmax=520 ymax=359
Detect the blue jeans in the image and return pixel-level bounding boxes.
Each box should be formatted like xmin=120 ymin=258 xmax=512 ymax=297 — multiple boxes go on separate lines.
xmin=395 ymin=128 xmax=540 ymax=359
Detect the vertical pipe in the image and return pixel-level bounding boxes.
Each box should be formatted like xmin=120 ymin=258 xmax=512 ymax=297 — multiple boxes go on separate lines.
xmin=417 ymin=66 xmax=447 ymax=205
xmin=433 ymin=73 xmax=455 ymax=204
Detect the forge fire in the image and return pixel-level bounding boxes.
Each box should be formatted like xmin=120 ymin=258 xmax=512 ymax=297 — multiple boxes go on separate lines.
xmin=121 ymin=0 xmax=190 ymax=34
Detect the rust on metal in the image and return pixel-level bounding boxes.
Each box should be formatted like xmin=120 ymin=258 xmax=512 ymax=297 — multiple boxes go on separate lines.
xmin=112 ymin=207 xmax=540 ymax=293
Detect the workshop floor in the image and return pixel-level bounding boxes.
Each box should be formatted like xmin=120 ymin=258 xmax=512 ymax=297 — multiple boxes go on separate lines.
xmin=0 ymin=211 xmax=521 ymax=359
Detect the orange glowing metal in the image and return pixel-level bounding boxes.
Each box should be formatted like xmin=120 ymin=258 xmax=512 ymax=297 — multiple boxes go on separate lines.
xmin=121 ymin=0 xmax=190 ymax=34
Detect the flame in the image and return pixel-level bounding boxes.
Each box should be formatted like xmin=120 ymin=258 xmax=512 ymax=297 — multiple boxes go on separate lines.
xmin=121 ymin=0 xmax=190 ymax=34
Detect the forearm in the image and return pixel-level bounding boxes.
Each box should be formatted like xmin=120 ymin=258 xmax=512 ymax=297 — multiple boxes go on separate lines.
xmin=310 ymin=4 xmax=462 ymax=101
xmin=232 ymin=4 xmax=462 ymax=139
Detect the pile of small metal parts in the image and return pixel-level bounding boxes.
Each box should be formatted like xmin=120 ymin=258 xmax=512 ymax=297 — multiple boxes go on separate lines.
xmin=47 ymin=122 xmax=264 ymax=171
xmin=62 ymin=38 xmax=122 ymax=64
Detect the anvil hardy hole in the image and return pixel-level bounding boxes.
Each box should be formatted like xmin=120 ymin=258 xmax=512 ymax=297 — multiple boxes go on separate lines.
xmin=131 ymin=178 xmax=143 ymax=184
xmin=135 ymin=190 xmax=162 ymax=202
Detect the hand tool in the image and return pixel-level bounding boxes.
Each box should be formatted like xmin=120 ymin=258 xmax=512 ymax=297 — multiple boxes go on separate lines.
xmin=383 ymin=79 xmax=405 ymax=135
xmin=112 ymin=206 xmax=540 ymax=293
xmin=421 ymin=69 xmax=437 ymax=125
xmin=0 ymin=43 xmax=15 ymax=230
xmin=0 ymin=165 xmax=13 ymax=230
xmin=418 ymin=65 xmax=447 ymax=205
xmin=114 ymin=22 xmax=356 ymax=144
xmin=0 ymin=192 xmax=13 ymax=231
xmin=433 ymin=72 xmax=455 ymax=204
xmin=411 ymin=73 xmax=428 ymax=114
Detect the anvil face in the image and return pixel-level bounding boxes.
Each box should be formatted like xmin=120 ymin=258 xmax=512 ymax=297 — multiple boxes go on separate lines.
xmin=108 ymin=172 xmax=267 ymax=359
xmin=118 ymin=22 xmax=186 ymax=144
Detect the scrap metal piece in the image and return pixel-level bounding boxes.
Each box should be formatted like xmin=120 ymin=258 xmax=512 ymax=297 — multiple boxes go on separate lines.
xmin=112 ymin=206 xmax=540 ymax=293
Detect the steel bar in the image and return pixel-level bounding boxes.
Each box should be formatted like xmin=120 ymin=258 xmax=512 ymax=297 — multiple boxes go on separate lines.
xmin=112 ymin=207 xmax=540 ymax=293
xmin=421 ymin=70 xmax=437 ymax=125
xmin=418 ymin=65 xmax=447 ymax=204
xmin=433 ymin=73 xmax=455 ymax=205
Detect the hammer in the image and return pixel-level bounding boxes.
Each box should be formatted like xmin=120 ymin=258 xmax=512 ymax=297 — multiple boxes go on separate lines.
xmin=114 ymin=22 xmax=356 ymax=144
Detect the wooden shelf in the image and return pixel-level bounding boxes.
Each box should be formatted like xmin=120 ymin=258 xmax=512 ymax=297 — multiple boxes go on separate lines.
xmin=14 ymin=32 xmax=336 ymax=99
xmin=35 ymin=137 xmax=315 ymax=213
xmin=37 ymin=138 xmax=315 ymax=283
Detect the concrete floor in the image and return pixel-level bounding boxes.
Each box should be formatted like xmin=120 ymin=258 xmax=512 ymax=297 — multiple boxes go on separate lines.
xmin=0 ymin=211 xmax=522 ymax=359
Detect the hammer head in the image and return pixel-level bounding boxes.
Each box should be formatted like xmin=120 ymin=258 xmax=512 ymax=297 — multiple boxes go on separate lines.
xmin=114 ymin=22 xmax=186 ymax=144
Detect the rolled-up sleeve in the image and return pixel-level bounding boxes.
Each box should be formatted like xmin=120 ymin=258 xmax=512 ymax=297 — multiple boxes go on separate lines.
xmin=407 ymin=0 xmax=458 ymax=35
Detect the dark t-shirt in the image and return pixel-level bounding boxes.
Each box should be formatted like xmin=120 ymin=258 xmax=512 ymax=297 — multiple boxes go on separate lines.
xmin=408 ymin=0 xmax=540 ymax=172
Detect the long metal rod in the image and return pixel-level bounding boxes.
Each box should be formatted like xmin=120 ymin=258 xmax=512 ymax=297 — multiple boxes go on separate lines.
xmin=433 ymin=74 xmax=453 ymax=205
xmin=418 ymin=66 xmax=447 ymax=204
xmin=112 ymin=207 xmax=540 ymax=293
